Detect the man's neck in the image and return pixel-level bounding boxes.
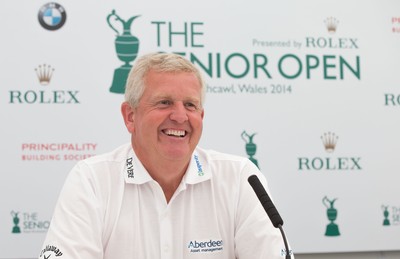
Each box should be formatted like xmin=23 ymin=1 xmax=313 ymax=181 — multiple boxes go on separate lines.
xmin=142 ymin=156 xmax=190 ymax=203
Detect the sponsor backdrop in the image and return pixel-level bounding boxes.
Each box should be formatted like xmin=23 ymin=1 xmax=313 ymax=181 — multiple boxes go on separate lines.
xmin=1 ymin=0 xmax=399 ymax=258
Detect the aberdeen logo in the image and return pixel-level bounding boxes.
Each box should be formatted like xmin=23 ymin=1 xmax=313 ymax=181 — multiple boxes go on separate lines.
xmin=325 ymin=17 xmax=339 ymax=34
xmin=107 ymin=10 xmax=140 ymax=94
xmin=38 ymin=2 xmax=67 ymax=31
xmin=10 ymin=210 xmax=50 ymax=234
xmin=323 ymin=196 xmax=340 ymax=236
xmin=187 ymin=239 xmax=223 ymax=253
xmin=8 ymin=64 xmax=80 ymax=104
xmin=241 ymin=131 xmax=259 ymax=168
xmin=381 ymin=204 xmax=400 ymax=226
xmin=298 ymin=132 xmax=362 ymax=172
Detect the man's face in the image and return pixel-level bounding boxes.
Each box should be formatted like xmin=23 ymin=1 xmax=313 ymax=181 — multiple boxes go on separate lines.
xmin=124 ymin=70 xmax=204 ymax=165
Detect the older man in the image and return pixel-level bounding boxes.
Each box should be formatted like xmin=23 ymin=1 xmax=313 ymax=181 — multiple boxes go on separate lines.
xmin=38 ymin=53 xmax=288 ymax=259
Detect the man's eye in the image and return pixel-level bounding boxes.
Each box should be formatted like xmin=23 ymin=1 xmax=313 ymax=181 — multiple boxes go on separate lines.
xmin=185 ymin=102 xmax=198 ymax=110
xmin=159 ymin=100 xmax=172 ymax=106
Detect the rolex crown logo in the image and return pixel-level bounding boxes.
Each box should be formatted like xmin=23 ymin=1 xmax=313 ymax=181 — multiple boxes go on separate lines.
xmin=324 ymin=17 xmax=339 ymax=34
xmin=35 ymin=64 xmax=54 ymax=85
xmin=321 ymin=132 xmax=338 ymax=153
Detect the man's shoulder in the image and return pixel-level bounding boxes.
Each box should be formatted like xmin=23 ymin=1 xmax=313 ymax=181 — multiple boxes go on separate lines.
xmin=195 ymin=147 xmax=262 ymax=190
xmin=197 ymin=146 xmax=249 ymax=164
xmin=69 ymin=143 xmax=132 ymax=183
xmin=196 ymin=147 xmax=255 ymax=179
xmin=82 ymin=143 xmax=132 ymax=166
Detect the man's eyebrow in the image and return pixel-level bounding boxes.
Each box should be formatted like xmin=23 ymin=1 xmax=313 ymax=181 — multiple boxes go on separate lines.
xmin=150 ymin=95 xmax=200 ymax=102
xmin=149 ymin=94 xmax=172 ymax=101
xmin=184 ymin=97 xmax=201 ymax=102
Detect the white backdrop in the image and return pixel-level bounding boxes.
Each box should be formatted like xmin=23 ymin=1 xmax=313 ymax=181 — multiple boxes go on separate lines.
xmin=1 ymin=0 xmax=400 ymax=258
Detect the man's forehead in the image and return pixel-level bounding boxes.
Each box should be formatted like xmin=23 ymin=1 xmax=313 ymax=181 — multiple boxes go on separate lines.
xmin=150 ymin=92 xmax=201 ymax=102
xmin=146 ymin=69 xmax=196 ymax=77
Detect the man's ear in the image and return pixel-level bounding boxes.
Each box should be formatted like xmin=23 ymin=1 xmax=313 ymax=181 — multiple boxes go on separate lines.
xmin=121 ymin=102 xmax=135 ymax=133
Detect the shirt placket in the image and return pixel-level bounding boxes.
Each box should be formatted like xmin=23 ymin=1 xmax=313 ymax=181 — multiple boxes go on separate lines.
xmin=159 ymin=205 xmax=173 ymax=259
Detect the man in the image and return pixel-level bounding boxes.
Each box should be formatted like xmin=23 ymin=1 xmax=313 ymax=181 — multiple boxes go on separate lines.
xmin=38 ymin=53 xmax=289 ymax=259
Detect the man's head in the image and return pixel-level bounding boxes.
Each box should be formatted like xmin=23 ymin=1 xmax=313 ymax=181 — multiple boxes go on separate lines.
xmin=121 ymin=52 xmax=205 ymax=169
xmin=124 ymin=52 xmax=205 ymax=109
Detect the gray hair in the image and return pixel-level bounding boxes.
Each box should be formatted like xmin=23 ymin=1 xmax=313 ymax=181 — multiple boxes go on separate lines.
xmin=124 ymin=52 xmax=205 ymax=108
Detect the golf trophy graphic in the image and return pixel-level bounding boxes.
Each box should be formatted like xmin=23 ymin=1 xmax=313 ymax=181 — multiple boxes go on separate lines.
xmin=382 ymin=205 xmax=390 ymax=226
xmin=323 ymin=196 xmax=340 ymax=236
xmin=241 ymin=131 xmax=259 ymax=168
xmin=107 ymin=10 xmax=140 ymax=93
xmin=11 ymin=211 xmax=21 ymax=234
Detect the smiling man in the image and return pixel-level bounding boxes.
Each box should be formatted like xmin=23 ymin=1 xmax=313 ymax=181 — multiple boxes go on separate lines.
xmin=121 ymin=66 xmax=204 ymax=202
xmin=38 ymin=53 xmax=290 ymax=259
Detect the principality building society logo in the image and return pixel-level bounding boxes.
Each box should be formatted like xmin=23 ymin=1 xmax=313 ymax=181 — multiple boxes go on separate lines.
xmin=38 ymin=2 xmax=67 ymax=31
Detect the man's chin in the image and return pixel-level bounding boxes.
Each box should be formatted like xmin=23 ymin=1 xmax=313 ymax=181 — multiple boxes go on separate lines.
xmin=162 ymin=148 xmax=193 ymax=162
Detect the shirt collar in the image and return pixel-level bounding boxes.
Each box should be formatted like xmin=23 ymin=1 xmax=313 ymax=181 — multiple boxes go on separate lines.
xmin=124 ymin=147 xmax=211 ymax=185
xmin=183 ymin=149 xmax=211 ymax=184
xmin=123 ymin=148 xmax=153 ymax=184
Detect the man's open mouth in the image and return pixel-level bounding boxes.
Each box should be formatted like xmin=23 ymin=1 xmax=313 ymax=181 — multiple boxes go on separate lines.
xmin=163 ymin=129 xmax=186 ymax=137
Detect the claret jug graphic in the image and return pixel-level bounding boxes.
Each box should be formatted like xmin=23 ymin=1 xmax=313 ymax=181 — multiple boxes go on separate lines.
xmin=107 ymin=10 xmax=140 ymax=93
xmin=323 ymin=196 xmax=340 ymax=236
xmin=382 ymin=205 xmax=390 ymax=226
xmin=241 ymin=131 xmax=259 ymax=168
xmin=11 ymin=211 xmax=21 ymax=234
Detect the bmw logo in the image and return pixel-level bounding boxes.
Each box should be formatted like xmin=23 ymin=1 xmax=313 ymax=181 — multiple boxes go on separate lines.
xmin=38 ymin=2 xmax=67 ymax=31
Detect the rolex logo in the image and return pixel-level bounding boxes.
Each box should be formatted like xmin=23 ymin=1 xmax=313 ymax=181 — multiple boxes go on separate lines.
xmin=298 ymin=132 xmax=361 ymax=171
xmin=321 ymin=132 xmax=338 ymax=153
xmin=324 ymin=17 xmax=339 ymax=34
xmin=35 ymin=64 xmax=54 ymax=85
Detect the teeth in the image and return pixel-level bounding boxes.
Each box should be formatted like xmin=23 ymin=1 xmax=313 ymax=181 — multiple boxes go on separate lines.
xmin=165 ymin=129 xmax=185 ymax=137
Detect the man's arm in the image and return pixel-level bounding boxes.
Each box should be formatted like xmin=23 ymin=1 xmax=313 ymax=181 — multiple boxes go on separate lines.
xmin=38 ymin=162 xmax=104 ymax=259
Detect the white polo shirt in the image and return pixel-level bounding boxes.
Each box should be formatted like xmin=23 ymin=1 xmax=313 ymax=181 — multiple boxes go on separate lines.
xmin=38 ymin=143 xmax=288 ymax=259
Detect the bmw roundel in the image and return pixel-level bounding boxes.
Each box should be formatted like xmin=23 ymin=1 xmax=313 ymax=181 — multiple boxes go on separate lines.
xmin=38 ymin=2 xmax=67 ymax=31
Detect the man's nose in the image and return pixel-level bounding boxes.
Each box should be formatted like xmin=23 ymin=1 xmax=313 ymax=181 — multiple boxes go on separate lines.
xmin=170 ymin=102 xmax=189 ymax=123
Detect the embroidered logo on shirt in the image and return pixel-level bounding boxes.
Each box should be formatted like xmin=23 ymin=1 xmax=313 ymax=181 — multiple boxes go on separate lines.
xmin=126 ymin=157 xmax=134 ymax=178
xmin=194 ymin=155 xmax=204 ymax=176
xmin=187 ymin=239 xmax=223 ymax=253
xmin=39 ymin=245 xmax=63 ymax=258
